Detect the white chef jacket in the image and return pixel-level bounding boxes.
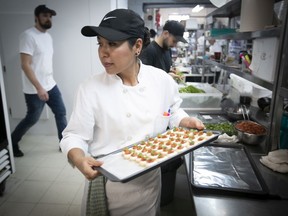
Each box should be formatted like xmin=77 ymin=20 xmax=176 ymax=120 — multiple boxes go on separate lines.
xmin=60 ymin=62 xmax=189 ymax=215
xmin=61 ymin=62 xmax=188 ymax=157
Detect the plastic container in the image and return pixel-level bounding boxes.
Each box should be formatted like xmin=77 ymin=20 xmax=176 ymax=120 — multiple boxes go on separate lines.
xmin=179 ymin=82 xmax=222 ymax=111
xmin=252 ymin=85 xmax=272 ymax=98
xmin=251 ymin=85 xmax=272 ymax=107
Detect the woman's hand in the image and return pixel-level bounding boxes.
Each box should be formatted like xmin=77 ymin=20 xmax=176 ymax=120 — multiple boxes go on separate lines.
xmin=68 ymin=148 xmax=103 ymax=181
xmin=77 ymin=156 xmax=103 ymax=181
xmin=179 ymin=117 xmax=205 ymax=130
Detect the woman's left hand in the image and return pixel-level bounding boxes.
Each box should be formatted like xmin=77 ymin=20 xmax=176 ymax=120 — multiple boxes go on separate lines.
xmin=179 ymin=117 xmax=205 ymax=130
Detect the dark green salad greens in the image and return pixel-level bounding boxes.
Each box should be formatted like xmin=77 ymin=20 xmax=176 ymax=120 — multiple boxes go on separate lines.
xmin=205 ymin=122 xmax=237 ymax=136
xmin=179 ymin=85 xmax=205 ymax=93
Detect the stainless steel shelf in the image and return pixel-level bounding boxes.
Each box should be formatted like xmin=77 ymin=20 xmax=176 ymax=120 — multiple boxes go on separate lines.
xmin=206 ymin=0 xmax=241 ymax=18
xmin=207 ymin=0 xmax=282 ymax=18
xmin=205 ymin=60 xmax=274 ymax=90
xmin=206 ymin=27 xmax=281 ymax=40
xmin=204 ymin=0 xmax=287 ymax=153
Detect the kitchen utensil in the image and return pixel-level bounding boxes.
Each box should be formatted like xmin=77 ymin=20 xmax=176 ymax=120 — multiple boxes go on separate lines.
xmin=224 ymin=105 xmax=250 ymax=121
xmin=224 ymin=106 xmax=244 ymax=121
xmin=240 ymin=96 xmax=252 ymax=105
xmin=241 ymin=104 xmax=250 ymax=120
xmin=191 ymin=143 xmax=269 ymax=196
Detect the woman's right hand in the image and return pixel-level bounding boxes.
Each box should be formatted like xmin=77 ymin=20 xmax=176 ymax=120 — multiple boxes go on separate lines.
xmin=77 ymin=156 xmax=103 ymax=181
xmin=68 ymin=148 xmax=103 ymax=181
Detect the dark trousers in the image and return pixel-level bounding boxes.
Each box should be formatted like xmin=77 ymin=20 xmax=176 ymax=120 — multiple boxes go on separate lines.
xmin=11 ymin=85 xmax=67 ymax=150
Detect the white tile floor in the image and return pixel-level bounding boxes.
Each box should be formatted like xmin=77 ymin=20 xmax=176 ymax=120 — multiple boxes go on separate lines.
xmin=0 ymin=135 xmax=195 ymax=216
xmin=0 ymin=135 xmax=85 ymax=216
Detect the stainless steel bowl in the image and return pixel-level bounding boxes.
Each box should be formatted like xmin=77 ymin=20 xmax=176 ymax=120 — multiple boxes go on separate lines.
xmin=225 ymin=106 xmax=248 ymax=121
xmin=234 ymin=120 xmax=267 ymax=145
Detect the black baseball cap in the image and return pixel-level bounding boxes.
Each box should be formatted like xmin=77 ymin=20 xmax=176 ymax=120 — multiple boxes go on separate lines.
xmin=81 ymin=9 xmax=145 ymax=41
xmin=163 ymin=20 xmax=187 ymax=43
xmin=34 ymin=5 xmax=56 ymax=16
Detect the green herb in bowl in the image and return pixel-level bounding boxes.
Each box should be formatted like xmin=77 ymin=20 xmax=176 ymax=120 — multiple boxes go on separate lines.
xmin=205 ymin=122 xmax=237 ymax=136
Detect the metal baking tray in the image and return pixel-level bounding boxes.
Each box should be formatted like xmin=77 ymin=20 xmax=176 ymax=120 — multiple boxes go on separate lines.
xmin=95 ymin=130 xmax=220 ymax=183
xmin=189 ymin=143 xmax=269 ymax=197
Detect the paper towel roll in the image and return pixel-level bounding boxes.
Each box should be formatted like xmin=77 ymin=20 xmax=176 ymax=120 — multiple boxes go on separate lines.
xmin=240 ymin=0 xmax=274 ymax=32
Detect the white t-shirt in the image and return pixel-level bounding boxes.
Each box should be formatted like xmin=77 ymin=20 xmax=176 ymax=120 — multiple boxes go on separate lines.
xmin=19 ymin=27 xmax=56 ymax=94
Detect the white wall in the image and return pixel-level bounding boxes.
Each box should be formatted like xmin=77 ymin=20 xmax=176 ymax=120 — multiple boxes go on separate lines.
xmin=0 ymin=0 xmax=127 ymax=136
xmin=128 ymin=0 xmax=177 ymax=18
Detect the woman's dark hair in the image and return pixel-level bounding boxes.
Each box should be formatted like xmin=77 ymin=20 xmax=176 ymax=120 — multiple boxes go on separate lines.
xmin=127 ymin=27 xmax=150 ymax=50
xmin=149 ymin=29 xmax=156 ymax=38
xmin=127 ymin=38 xmax=137 ymax=48
xmin=143 ymin=27 xmax=151 ymax=49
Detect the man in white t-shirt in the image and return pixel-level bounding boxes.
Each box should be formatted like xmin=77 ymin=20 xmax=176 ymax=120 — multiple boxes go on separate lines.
xmin=11 ymin=5 xmax=67 ymax=157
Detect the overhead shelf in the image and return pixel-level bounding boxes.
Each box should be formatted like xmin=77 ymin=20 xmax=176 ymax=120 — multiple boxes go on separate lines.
xmin=207 ymin=0 xmax=283 ymax=18
xmin=206 ymin=0 xmax=241 ymax=18
xmin=206 ymin=27 xmax=281 ymax=40
xmin=205 ymin=59 xmax=274 ymax=90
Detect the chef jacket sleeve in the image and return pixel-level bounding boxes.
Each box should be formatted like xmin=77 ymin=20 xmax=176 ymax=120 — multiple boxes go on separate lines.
xmin=60 ymin=84 xmax=95 ymax=157
xmin=166 ymin=76 xmax=189 ymax=128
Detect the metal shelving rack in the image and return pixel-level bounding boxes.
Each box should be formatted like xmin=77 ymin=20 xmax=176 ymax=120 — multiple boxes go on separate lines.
xmin=0 ymin=56 xmax=15 ymax=196
xmin=205 ymin=59 xmax=275 ymax=90
xmin=270 ymin=2 xmax=288 ymax=150
xmin=205 ymin=0 xmax=287 ymax=153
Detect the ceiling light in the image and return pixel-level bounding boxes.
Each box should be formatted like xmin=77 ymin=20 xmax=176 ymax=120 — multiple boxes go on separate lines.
xmin=192 ymin=5 xmax=204 ymax=13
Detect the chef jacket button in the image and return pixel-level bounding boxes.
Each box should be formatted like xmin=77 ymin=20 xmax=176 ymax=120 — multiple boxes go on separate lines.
xmin=126 ymin=113 xmax=131 ymax=118
xmin=127 ymin=136 xmax=132 ymax=141
xmin=123 ymin=89 xmax=128 ymax=93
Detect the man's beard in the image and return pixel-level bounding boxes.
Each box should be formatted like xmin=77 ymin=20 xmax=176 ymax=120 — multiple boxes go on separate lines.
xmin=162 ymin=38 xmax=170 ymax=50
xmin=40 ymin=21 xmax=52 ymax=30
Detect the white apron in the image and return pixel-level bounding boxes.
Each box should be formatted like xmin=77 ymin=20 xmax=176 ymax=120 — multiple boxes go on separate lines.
xmin=82 ymin=168 xmax=161 ymax=216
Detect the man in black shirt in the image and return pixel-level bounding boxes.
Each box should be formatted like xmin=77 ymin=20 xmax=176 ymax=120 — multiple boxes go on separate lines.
xmin=140 ymin=20 xmax=187 ymax=79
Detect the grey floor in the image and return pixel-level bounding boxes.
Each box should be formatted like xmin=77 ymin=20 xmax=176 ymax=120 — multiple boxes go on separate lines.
xmin=0 ymin=135 xmax=195 ymax=216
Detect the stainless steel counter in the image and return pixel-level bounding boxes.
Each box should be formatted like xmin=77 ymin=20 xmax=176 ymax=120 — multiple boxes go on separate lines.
xmin=184 ymin=106 xmax=288 ymax=216
xmin=184 ymin=152 xmax=288 ymax=216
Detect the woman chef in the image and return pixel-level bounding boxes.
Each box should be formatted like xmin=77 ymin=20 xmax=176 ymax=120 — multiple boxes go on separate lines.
xmin=60 ymin=9 xmax=204 ymax=216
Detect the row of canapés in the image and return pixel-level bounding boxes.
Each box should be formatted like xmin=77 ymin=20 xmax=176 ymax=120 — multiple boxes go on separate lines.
xmin=122 ymin=127 xmax=215 ymax=167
